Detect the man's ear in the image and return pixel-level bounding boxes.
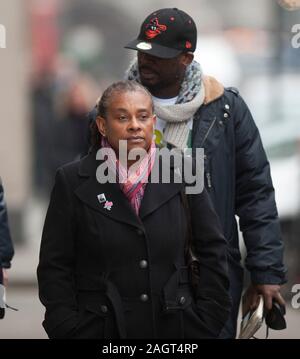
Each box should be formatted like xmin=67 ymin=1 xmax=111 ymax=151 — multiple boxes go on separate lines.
xmin=96 ymin=116 xmax=106 ymax=137
xmin=181 ymin=52 xmax=194 ymax=66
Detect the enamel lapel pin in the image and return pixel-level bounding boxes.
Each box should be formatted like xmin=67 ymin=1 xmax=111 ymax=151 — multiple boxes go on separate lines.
xmin=97 ymin=193 xmax=113 ymax=211
xmin=103 ymin=201 xmax=113 ymax=211
xmin=97 ymin=193 xmax=106 ymax=203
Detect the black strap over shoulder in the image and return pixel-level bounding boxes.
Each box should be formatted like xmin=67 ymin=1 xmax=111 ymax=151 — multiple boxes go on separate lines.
xmin=180 ymin=189 xmax=192 ymax=259
xmin=180 ymin=189 xmax=200 ymax=297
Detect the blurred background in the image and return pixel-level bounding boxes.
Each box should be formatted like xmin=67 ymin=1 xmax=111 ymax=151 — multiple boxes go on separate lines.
xmin=0 ymin=0 xmax=299 ymax=338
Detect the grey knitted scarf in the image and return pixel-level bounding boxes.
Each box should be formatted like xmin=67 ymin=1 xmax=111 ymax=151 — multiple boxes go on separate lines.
xmin=126 ymin=59 xmax=205 ymax=150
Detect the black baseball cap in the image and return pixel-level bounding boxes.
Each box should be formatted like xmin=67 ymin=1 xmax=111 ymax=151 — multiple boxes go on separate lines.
xmin=125 ymin=8 xmax=197 ymax=59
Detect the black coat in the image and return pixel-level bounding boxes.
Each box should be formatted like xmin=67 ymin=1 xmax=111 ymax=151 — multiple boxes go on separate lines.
xmin=192 ymin=87 xmax=286 ymax=336
xmin=37 ymin=152 xmax=231 ymax=339
xmin=0 ymin=178 xmax=14 ymax=269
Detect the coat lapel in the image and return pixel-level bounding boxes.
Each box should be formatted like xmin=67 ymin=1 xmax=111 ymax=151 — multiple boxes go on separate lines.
xmin=74 ymin=152 xmax=143 ymax=230
xmin=139 ymin=180 xmax=183 ymax=219
xmin=139 ymin=156 xmax=184 ymax=219
xmin=74 ymin=150 xmax=184 ymax=226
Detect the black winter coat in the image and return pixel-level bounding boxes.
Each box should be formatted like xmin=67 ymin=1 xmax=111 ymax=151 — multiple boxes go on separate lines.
xmin=191 ymin=85 xmax=286 ymax=335
xmin=37 ymin=153 xmax=231 ymax=339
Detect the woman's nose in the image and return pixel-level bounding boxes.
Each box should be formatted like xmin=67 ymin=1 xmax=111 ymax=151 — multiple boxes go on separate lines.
xmin=128 ymin=117 xmax=141 ymax=131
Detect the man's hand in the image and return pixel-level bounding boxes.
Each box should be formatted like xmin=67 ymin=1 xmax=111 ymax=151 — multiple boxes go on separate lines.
xmin=2 ymin=269 xmax=8 ymax=287
xmin=242 ymin=284 xmax=285 ymax=316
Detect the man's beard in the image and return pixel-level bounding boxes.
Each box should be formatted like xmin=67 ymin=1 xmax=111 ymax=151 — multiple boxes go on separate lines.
xmin=140 ymin=80 xmax=160 ymax=94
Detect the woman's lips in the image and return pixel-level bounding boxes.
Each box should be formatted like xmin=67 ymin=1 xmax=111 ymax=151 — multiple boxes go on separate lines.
xmin=127 ymin=137 xmax=144 ymax=143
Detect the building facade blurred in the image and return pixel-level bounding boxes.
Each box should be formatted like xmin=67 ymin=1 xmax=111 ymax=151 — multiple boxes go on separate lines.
xmin=0 ymin=0 xmax=31 ymax=245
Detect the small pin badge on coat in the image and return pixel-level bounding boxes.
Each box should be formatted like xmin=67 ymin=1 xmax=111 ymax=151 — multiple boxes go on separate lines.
xmin=97 ymin=193 xmax=106 ymax=203
xmin=104 ymin=201 xmax=113 ymax=211
xmin=97 ymin=193 xmax=113 ymax=210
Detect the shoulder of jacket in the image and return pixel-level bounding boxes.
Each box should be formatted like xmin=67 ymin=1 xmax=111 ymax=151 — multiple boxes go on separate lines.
xmin=225 ymin=87 xmax=240 ymax=96
xmin=57 ymin=159 xmax=81 ymax=180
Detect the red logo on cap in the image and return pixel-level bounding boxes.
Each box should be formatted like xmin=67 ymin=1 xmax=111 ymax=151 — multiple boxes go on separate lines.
xmin=185 ymin=41 xmax=192 ymax=49
xmin=145 ymin=18 xmax=167 ymax=39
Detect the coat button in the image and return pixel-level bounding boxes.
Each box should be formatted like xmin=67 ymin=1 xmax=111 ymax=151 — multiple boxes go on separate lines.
xmin=224 ymin=113 xmax=229 ymax=118
xmin=101 ymin=305 xmax=108 ymax=313
xmin=179 ymin=296 xmax=186 ymax=305
xmin=225 ymin=104 xmax=230 ymax=110
xmin=139 ymin=260 xmax=148 ymax=269
xmin=136 ymin=229 xmax=144 ymax=236
xmin=140 ymin=294 xmax=149 ymax=302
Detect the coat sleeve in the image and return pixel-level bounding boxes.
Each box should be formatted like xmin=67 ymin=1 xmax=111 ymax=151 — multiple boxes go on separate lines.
xmin=234 ymin=95 xmax=287 ymax=285
xmin=37 ymin=168 xmax=79 ymax=338
xmin=0 ymin=179 xmax=14 ymax=268
xmin=189 ymin=188 xmax=231 ymax=337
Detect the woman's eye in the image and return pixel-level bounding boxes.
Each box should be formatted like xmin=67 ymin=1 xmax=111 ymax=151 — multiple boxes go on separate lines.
xmin=118 ymin=116 xmax=127 ymax=121
xmin=139 ymin=114 xmax=149 ymax=121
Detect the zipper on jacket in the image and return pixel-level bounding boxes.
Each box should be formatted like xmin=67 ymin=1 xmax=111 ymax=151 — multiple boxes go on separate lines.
xmin=200 ymin=116 xmax=217 ymax=147
xmin=206 ymin=172 xmax=212 ymax=188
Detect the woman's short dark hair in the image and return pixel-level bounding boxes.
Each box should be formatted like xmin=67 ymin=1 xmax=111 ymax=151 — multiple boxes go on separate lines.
xmin=90 ymin=80 xmax=154 ymax=149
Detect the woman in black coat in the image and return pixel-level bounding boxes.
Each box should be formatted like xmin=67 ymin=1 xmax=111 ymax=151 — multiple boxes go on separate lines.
xmin=37 ymin=80 xmax=231 ymax=339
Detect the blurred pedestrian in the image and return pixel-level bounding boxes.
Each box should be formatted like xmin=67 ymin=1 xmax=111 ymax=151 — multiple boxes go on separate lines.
xmin=0 ymin=177 xmax=14 ymax=319
xmin=54 ymin=80 xmax=91 ymax=167
xmin=0 ymin=178 xmax=14 ymax=285
xmin=123 ymin=7 xmax=287 ymax=338
xmin=37 ymin=80 xmax=231 ymax=339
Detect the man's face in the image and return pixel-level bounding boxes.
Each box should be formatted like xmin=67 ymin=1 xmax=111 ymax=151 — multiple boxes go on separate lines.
xmin=96 ymin=90 xmax=156 ymax=155
xmin=137 ymin=52 xmax=189 ymax=95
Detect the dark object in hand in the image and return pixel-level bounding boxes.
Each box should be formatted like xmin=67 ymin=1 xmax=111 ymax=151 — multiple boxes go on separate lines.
xmin=265 ymin=300 xmax=287 ymax=330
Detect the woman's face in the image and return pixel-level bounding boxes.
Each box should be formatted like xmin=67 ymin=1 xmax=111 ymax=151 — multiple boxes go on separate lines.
xmin=96 ymin=90 xmax=156 ymax=155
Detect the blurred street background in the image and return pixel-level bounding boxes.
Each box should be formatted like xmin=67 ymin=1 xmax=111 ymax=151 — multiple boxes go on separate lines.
xmin=0 ymin=0 xmax=300 ymax=338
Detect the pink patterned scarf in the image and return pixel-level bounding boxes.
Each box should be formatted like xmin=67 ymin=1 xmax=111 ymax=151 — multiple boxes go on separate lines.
xmin=101 ymin=137 xmax=156 ymax=215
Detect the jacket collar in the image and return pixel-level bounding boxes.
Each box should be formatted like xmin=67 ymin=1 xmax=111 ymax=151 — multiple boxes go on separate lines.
xmin=203 ymin=75 xmax=224 ymax=105
xmin=75 ymin=150 xmax=183 ymax=230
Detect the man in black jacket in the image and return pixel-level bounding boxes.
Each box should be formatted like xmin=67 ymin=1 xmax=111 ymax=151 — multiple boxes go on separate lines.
xmin=123 ymin=8 xmax=286 ymax=338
